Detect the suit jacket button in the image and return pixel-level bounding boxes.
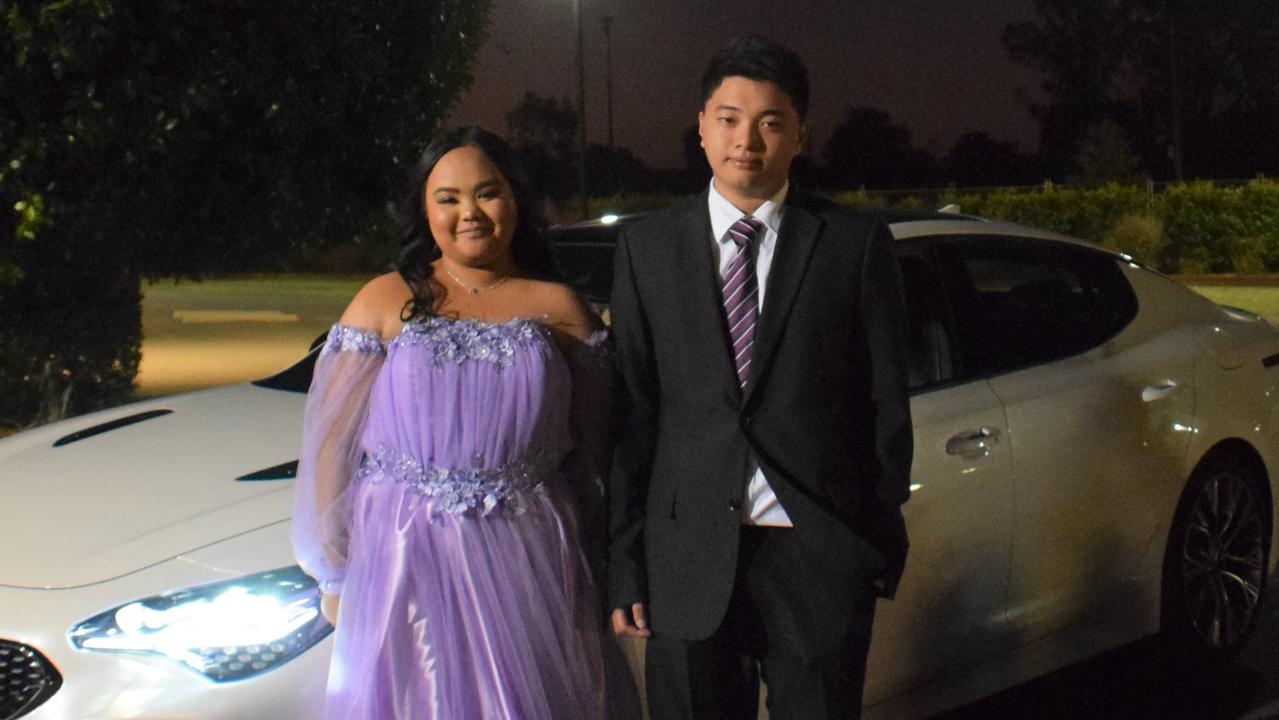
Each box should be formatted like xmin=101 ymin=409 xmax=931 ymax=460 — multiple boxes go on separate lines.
xmin=728 ymin=499 xmax=742 ymax=512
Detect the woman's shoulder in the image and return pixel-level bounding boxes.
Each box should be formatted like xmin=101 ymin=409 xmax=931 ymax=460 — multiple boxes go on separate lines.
xmin=517 ymin=278 xmax=601 ymax=343
xmin=338 ymin=272 xmax=413 ymax=339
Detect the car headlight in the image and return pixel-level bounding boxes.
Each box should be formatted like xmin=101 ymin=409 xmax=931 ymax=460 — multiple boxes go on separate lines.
xmin=68 ymin=565 xmax=332 ymax=682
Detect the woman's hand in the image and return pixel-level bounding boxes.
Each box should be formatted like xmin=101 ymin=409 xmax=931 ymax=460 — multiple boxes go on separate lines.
xmin=610 ymin=603 xmax=651 ymax=638
xmin=321 ymin=593 xmax=340 ymax=626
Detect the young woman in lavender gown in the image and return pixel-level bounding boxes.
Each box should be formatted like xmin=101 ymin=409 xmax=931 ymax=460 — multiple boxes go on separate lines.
xmin=291 ymin=126 xmax=635 ymax=719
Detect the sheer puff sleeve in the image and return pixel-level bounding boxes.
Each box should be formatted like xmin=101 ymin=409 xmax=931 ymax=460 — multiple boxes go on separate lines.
xmin=562 ymin=328 xmax=613 ymax=577
xmin=291 ymin=324 xmax=386 ymax=597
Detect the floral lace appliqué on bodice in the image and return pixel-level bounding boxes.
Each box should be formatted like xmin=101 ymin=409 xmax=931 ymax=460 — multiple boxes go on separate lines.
xmin=389 ymin=316 xmax=551 ymax=370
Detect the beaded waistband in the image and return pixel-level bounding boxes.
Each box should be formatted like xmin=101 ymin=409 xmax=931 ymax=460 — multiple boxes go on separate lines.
xmin=357 ymin=445 xmax=554 ymax=517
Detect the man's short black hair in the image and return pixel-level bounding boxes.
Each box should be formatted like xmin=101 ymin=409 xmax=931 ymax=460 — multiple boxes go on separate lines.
xmin=700 ymin=35 xmax=810 ymax=121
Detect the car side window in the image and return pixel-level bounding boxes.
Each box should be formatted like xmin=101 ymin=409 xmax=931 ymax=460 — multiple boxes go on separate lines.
xmin=545 ymin=225 xmax=620 ymax=305
xmin=894 ymin=246 xmax=957 ymax=391
xmin=934 ymin=236 xmax=1138 ymax=378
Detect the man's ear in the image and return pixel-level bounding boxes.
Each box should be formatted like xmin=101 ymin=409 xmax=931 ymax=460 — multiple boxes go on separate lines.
xmin=698 ymin=111 xmax=706 ymax=148
xmin=798 ymin=122 xmax=810 ymax=152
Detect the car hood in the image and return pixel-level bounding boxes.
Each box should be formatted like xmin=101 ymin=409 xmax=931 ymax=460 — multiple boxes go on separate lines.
xmin=0 ymin=384 xmax=306 ymax=589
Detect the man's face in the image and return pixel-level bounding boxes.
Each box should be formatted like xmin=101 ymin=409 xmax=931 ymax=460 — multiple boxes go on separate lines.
xmin=698 ymin=75 xmax=806 ymax=210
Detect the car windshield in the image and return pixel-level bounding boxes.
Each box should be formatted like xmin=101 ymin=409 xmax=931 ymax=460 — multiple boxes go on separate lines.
xmin=546 ymin=221 xmax=626 ymax=304
xmin=252 ymin=334 xmax=326 ymax=393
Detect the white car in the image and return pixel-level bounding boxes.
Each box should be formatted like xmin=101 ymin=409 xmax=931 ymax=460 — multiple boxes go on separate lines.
xmin=3 ymin=212 xmax=1278 ymax=719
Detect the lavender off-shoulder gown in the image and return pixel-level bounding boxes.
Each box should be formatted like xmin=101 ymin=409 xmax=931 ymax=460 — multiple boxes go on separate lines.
xmin=292 ymin=317 xmax=625 ymax=719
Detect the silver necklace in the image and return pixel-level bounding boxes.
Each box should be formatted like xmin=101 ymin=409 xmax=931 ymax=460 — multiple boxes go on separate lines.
xmin=442 ymin=266 xmax=510 ymax=295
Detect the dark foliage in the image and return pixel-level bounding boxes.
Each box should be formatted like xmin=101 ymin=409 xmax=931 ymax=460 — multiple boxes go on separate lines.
xmin=942 ymin=131 xmax=1041 ymax=188
xmin=1005 ymin=0 xmax=1279 ymax=181
xmin=821 ymin=106 xmax=937 ymax=190
xmin=0 ymin=0 xmax=490 ymax=427
xmin=506 ymin=92 xmax=579 ymax=204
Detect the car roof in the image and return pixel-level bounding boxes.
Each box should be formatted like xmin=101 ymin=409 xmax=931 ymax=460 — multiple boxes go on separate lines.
xmin=549 ymin=209 xmax=1098 ymax=252
xmin=888 ymin=216 xmax=1092 ymax=248
xmin=550 ymin=207 xmax=977 ymax=230
xmin=546 ymin=213 xmax=645 ymax=233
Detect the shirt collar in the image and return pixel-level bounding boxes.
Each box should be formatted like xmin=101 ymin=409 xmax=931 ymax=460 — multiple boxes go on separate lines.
xmin=708 ymin=180 xmax=788 ymax=246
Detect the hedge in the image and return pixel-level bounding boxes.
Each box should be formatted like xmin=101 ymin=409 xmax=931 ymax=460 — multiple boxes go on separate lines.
xmin=291 ymin=179 xmax=1279 ymax=278
xmin=0 ymin=246 xmax=141 ymax=432
xmin=934 ymin=179 xmax=1279 ymax=274
xmin=585 ymin=180 xmax=1279 ymax=275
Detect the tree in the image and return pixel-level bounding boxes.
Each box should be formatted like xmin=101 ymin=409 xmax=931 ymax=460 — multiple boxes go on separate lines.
xmin=1003 ymin=0 xmax=1136 ymax=178
xmin=1005 ymin=0 xmax=1279 ymax=180
xmin=679 ymin=123 xmax=711 ymax=192
xmin=0 ymin=0 xmax=490 ymax=428
xmin=1128 ymin=1 xmax=1279 ymax=179
xmin=506 ymin=92 xmax=579 ymax=204
xmin=821 ymin=106 xmax=935 ymax=190
xmin=586 ymin=144 xmax=655 ymax=196
xmin=942 ymin=131 xmax=1041 ymax=188
xmin=1074 ymin=119 xmax=1143 ymax=185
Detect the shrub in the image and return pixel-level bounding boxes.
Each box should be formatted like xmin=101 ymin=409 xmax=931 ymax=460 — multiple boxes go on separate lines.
xmin=1231 ymin=236 xmax=1268 ymax=274
xmin=0 ymin=247 xmax=141 ymax=430
xmin=925 ymin=180 xmax=1277 ymax=273
xmin=1237 ymin=179 xmax=1279 ymax=270
xmin=1102 ymin=213 xmax=1166 ymax=268
xmin=830 ymin=189 xmax=888 ymax=209
xmin=588 ymin=193 xmax=679 ymax=217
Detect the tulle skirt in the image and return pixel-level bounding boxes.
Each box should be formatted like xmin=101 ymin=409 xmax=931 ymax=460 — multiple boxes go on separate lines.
xmin=323 ymin=475 xmax=632 ymax=719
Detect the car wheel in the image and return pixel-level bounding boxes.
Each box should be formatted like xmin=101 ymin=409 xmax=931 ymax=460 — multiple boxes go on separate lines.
xmin=1161 ymin=453 xmax=1270 ymax=664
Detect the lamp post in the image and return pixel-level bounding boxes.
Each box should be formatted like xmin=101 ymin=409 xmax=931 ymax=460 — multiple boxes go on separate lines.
xmin=574 ymin=0 xmax=589 ymax=218
xmin=1142 ymin=8 xmax=1185 ymax=181
xmin=602 ymin=15 xmax=614 ymax=152
xmin=1166 ymin=13 xmax=1184 ymax=181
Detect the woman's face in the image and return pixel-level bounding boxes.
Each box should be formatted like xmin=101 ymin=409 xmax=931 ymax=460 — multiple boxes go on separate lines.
xmin=423 ymin=145 xmax=519 ymax=269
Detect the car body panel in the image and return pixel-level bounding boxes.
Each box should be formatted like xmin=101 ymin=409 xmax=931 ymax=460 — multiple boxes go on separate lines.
xmin=865 ymin=380 xmax=1014 ymax=704
xmin=0 ymin=385 xmax=305 ymax=589
xmin=0 ymin=523 xmax=329 ymax=719
xmin=994 ymin=327 xmax=1195 ymax=638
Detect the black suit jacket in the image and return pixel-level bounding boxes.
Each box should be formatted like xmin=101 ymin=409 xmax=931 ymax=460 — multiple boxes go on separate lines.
xmin=607 ymin=189 xmax=913 ymax=642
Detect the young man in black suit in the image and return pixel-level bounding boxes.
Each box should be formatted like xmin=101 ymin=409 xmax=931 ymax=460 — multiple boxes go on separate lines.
xmin=607 ymin=35 xmax=914 ymax=719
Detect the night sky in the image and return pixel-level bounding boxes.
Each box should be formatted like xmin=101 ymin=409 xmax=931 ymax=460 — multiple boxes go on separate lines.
xmin=446 ymin=0 xmax=1043 ymax=169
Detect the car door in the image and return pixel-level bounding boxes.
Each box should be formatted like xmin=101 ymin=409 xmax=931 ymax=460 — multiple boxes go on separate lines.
xmin=865 ymin=244 xmax=1015 ymax=703
xmin=936 ymin=237 xmax=1195 ymax=643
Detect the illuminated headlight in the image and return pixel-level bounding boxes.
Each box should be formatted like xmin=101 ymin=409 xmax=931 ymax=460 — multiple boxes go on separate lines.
xmin=68 ymin=566 xmax=331 ymax=682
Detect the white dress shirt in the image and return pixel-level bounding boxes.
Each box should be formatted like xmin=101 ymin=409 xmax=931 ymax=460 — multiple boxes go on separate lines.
xmin=707 ymin=179 xmax=794 ymax=527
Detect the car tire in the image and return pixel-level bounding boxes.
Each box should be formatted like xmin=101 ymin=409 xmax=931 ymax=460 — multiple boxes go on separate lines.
xmin=1160 ymin=453 xmax=1270 ymax=666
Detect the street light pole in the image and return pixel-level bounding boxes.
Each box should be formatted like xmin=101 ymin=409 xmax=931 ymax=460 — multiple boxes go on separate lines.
xmin=1167 ymin=13 xmax=1184 ymax=181
xmin=602 ymin=15 xmax=614 ymax=152
xmin=574 ymin=0 xmax=589 ymax=219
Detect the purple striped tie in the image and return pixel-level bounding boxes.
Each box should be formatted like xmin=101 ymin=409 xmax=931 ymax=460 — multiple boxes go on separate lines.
xmin=722 ymin=216 xmax=763 ymax=388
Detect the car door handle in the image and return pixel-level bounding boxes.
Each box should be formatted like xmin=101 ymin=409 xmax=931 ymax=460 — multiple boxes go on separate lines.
xmin=1142 ymin=380 xmax=1178 ymax=403
xmin=946 ymin=427 xmax=1000 ymax=456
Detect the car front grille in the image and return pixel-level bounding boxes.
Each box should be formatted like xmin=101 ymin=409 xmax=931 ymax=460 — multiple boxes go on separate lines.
xmin=0 ymin=641 xmax=61 ymax=720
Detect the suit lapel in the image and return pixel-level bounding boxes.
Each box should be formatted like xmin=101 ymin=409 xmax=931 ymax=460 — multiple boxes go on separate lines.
xmin=744 ymin=199 xmax=821 ymax=402
xmin=669 ymin=196 xmax=741 ymax=397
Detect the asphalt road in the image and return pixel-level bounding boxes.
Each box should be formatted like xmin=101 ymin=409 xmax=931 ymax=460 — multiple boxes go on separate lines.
xmin=931 ymin=569 xmax=1279 ymax=719
xmin=138 ymin=277 xmax=1279 ymax=719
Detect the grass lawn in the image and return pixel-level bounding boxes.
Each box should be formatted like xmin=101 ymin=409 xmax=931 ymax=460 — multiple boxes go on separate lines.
xmin=1189 ymin=286 xmax=1279 ymax=322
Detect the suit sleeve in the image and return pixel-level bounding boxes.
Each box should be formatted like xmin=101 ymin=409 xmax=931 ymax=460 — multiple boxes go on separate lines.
xmin=606 ymin=227 xmax=658 ymax=610
xmin=860 ymin=221 xmax=914 ymax=595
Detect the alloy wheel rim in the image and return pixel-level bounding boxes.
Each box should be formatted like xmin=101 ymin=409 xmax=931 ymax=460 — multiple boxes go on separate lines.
xmin=1180 ymin=470 xmax=1266 ymax=649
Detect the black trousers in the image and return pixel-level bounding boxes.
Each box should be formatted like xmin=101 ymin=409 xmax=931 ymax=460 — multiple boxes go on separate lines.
xmin=645 ymin=526 xmax=879 ymax=720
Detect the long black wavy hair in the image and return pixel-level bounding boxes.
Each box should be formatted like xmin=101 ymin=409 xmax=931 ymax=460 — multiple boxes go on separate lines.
xmin=396 ymin=126 xmax=555 ymax=320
